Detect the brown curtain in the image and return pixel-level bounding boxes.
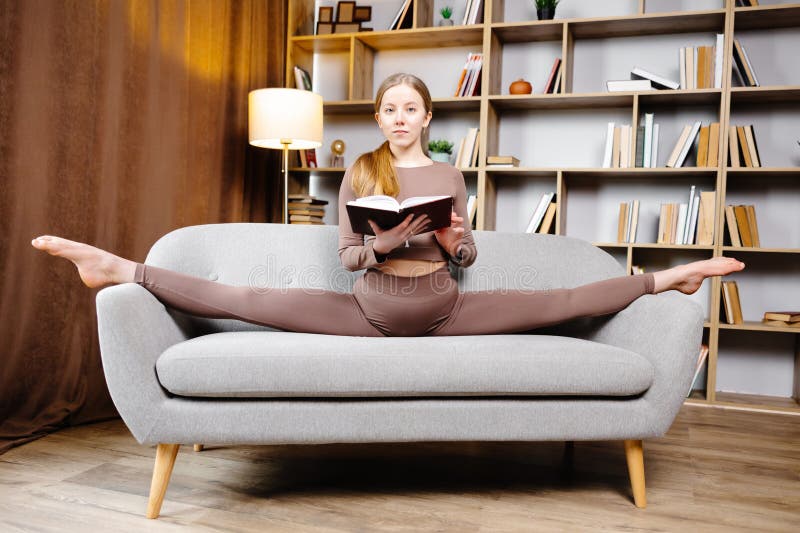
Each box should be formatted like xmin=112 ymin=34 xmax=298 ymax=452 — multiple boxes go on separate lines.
xmin=0 ymin=0 xmax=287 ymax=454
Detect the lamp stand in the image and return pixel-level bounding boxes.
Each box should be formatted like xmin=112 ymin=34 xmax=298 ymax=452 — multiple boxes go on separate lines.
xmin=281 ymin=140 xmax=291 ymax=224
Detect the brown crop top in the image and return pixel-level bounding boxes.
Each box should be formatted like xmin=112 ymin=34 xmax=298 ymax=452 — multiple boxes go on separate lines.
xmin=338 ymin=161 xmax=478 ymax=272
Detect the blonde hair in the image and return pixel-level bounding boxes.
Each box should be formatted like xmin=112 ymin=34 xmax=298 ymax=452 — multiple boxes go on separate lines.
xmin=350 ymin=73 xmax=433 ymax=198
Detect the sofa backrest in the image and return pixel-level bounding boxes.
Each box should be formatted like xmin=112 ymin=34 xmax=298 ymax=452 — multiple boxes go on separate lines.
xmin=144 ymin=223 xmax=624 ymax=335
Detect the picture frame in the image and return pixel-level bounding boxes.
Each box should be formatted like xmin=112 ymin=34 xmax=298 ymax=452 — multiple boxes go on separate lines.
xmin=333 ymin=22 xmax=361 ymax=34
xmin=336 ymin=1 xmax=356 ymax=23
xmin=353 ymin=6 xmax=372 ymax=23
xmin=316 ymin=22 xmax=334 ymax=35
xmin=317 ymin=6 xmax=333 ymax=23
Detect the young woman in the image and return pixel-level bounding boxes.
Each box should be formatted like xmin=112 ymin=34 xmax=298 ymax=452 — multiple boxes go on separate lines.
xmin=32 ymin=73 xmax=745 ymax=337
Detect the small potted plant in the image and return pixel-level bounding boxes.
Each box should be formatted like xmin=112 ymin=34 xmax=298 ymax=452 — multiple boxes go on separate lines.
xmin=534 ymin=0 xmax=560 ymax=20
xmin=439 ymin=6 xmax=454 ymax=26
xmin=428 ymin=140 xmax=454 ymax=162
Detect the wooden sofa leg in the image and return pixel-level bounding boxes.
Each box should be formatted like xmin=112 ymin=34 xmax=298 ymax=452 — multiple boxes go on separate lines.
xmin=146 ymin=443 xmax=180 ymax=519
xmin=624 ymin=439 xmax=647 ymax=508
xmin=193 ymin=444 xmax=204 ymax=452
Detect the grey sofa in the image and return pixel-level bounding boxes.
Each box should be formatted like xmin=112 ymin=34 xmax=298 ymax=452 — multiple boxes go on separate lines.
xmin=95 ymin=223 xmax=704 ymax=519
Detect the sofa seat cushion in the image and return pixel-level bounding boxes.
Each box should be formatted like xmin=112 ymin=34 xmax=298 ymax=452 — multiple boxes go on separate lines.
xmin=155 ymin=331 xmax=654 ymax=398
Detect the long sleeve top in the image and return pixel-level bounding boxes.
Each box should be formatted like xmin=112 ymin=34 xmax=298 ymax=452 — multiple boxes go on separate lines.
xmin=338 ymin=161 xmax=478 ymax=272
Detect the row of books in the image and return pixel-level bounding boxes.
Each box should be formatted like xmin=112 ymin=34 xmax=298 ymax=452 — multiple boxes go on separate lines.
xmin=722 ymin=281 xmax=800 ymax=330
xmin=453 ymin=127 xmax=480 ymax=168
xmin=524 ymin=192 xmax=557 ymax=234
xmin=388 ymin=0 xmax=413 ymax=30
xmin=657 ymin=189 xmax=716 ymax=245
xmin=724 ymin=204 xmax=760 ymax=247
xmin=679 ymin=36 xmax=724 ymax=90
xmin=665 ymin=121 xmax=719 ymax=168
xmin=687 ymin=343 xmax=710 ymax=398
xmin=731 ymin=39 xmax=759 ymax=88
xmin=602 ymin=121 xmax=659 ymax=169
xmin=294 ymin=149 xmax=319 ymax=168
xmin=729 ymin=125 xmax=761 ymax=167
xmin=454 ymin=53 xmax=483 ymax=97
xmin=287 ymin=194 xmax=328 ymax=225
xmin=541 ymin=58 xmax=563 ymax=95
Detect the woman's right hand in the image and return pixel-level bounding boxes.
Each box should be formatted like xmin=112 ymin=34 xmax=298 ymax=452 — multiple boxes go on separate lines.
xmin=368 ymin=213 xmax=430 ymax=255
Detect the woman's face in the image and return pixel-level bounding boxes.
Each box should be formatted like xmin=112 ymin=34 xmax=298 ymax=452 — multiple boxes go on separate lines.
xmin=375 ymin=83 xmax=432 ymax=151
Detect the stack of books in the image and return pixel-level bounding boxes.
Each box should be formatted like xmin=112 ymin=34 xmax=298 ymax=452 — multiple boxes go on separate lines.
xmin=665 ymin=121 xmax=720 ymax=168
xmin=761 ymin=311 xmax=800 ymax=328
xmin=454 ymin=53 xmax=483 ymax=97
xmin=617 ymin=200 xmax=640 ymax=243
xmin=453 ymin=127 xmax=480 ymax=168
xmin=524 ymin=192 xmax=557 ymax=234
xmin=724 ymin=204 xmax=760 ymax=247
xmin=287 ymin=193 xmax=328 ymax=225
xmin=486 ymin=155 xmax=519 ymax=168
xmin=686 ymin=343 xmax=710 ymax=398
xmin=655 ymin=186 xmax=715 ymax=245
xmin=721 ymin=280 xmax=744 ymax=325
xmin=728 ymin=125 xmax=761 ymax=167
xmin=679 ymin=35 xmax=724 ymax=90
xmin=607 ymin=67 xmax=679 ymax=92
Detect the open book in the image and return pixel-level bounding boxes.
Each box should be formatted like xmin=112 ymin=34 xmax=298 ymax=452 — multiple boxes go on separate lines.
xmin=345 ymin=195 xmax=454 ymax=236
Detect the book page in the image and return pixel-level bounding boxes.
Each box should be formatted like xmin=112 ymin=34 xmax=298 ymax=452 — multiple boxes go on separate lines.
xmin=399 ymin=195 xmax=451 ymax=208
xmin=347 ymin=195 xmax=401 ymax=212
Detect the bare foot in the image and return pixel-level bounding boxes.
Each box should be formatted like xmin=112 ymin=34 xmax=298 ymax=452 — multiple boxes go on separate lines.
xmin=653 ymin=257 xmax=745 ymax=295
xmin=31 ymin=235 xmax=137 ymax=288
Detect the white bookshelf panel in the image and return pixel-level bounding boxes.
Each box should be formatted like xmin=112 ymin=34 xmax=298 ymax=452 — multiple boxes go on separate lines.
xmin=730 ymin=29 xmax=800 ymax=87
xmin=499 ymin=41 xmax=563 ymax=96
xmin=501 ymin=0 xmax=637 ymax=23
xmin=717 ymin=329 xmax=797 ymax=398
xmin=564 ymin=176 xmax=717 ymax=245
xmin=312 ymin=51 xmax=350 ymax=101
xmin=728 ymin=105 xmax=800 ymax=167
xmin=373 ymin=46 xmax=482 ymax=100
xmin=492 ymin=174 xmax=558 ymax=234
xmin=496 ymin=108 xmax=632 ymax=167
xmin=572 ymin=32 xmax=720 ymax=94
xmin=723 ymin=175 xmax=800 ymax=249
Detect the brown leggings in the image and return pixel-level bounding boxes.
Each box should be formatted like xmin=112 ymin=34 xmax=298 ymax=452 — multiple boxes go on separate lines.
xmin=134 ymin=263 xmax=656 ymax=337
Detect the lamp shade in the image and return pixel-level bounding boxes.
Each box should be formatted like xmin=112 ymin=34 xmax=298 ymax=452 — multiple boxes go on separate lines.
xmin=248 ymin=88 xmax=323 ymax=150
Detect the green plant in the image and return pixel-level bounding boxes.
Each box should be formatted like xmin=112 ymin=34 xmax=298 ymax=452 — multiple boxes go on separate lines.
xmin=534 ymin=0 xmax=560 ymax=9
xmin=440 ymin=6 xmax=453 ymax=19
xmin=428 ymin=139 xmax=454 ymax=154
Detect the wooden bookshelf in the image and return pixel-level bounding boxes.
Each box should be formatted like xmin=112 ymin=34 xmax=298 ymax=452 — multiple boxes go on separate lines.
xmin=286 ymin=0 xmax=800 ymax=416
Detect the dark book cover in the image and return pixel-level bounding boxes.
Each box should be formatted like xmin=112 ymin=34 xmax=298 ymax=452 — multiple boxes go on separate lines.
xmin=346 ymin=195 xmax=453 ymax=236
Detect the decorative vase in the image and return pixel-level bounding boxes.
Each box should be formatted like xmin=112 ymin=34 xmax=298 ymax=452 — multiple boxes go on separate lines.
xmin=537 ymin=7 xmax=555 ymax=20
xmin=430 ymin=151 xmax=450 ymax=163
xmin=509 ymin=78 xmax=533 ymax=95
xmin=439 ymin=18 xmax=454 ymax=26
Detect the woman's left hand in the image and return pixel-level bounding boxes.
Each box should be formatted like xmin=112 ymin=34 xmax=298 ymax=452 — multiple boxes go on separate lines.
xmin=434 ymin=210 xmax=465 ymax=258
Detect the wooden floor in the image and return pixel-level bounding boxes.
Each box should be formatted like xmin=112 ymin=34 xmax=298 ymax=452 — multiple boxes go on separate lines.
xmin=0 ymin=404 xmax=798 ymax=532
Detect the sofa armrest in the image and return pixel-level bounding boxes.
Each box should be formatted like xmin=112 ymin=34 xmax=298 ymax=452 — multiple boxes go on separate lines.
xmin=571 ymin=293 xmax=704 ymax=433
xmin=96 ymin=282 xmax=191 ymax=443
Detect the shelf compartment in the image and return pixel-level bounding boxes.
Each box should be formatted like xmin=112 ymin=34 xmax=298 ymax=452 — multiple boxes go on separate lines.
xmin=356 ymin=25 xmax=484 ymax=51
xmin=733 ymin=3 xmax=800 ymax=31
xmin=729 ymin=86 xmax=800 ymax=105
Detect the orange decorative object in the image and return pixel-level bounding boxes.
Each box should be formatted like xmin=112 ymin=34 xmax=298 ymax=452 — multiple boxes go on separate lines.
xmin=509 ymin=79 xmax=532 ymax=94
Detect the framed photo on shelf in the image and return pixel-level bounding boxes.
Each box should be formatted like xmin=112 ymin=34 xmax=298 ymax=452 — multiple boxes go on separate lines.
xmin=316 ymin=22 xmax=334 ymax=35
xmin=333 ymin=22 xmax=361 ymax=34
xmin=336 ymin=1 xmax=356 ymax=23
xmin=353 ymin=6 xmax=372 ymax=22
xmin=317 ymin=6 xmax=333 ymax=23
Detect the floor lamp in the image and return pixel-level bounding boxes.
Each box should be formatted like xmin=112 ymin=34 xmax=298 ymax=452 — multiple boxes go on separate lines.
xmin=248 ymin=88 xmax=323 ymax=223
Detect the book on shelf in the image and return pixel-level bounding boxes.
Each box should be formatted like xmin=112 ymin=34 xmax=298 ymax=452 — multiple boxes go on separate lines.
xmin=295 ymin=149 xmax=319 ymax=168
xmin=631 ymin=67 xmax=679 ymax=90
xmin=721 ymin=280 xmax=744 ymax=325
xmin=728 ymin=125 xmax=761 ymax=167
xmin=524 ymin=192 xmax=555 ymax=234
xmin=761 ymin=311 xmax=800 ymax=327
xmin=678 ymin=36 xmax=724 ymax=90
xmin=606 ymin=79 xmax=655 ymax=92
xmin=655 ymin=188 xmax=714 ymax=245
xmin=293 ymin=65 xmax=311 ymax=90
xmin=486 ymin=155 xmax=519 ymax=167
xmin=289 ymin=214 xmax=324 ymax=223
xmin=543 ymin=58 xmax=562 ymax=94
xmin=724 ymin=204 xmax=760 ymax=248
xmin=388 ymin=0 xmax=413 ymax=31
xmin=454 ymin=53 xmax=482 ymax=97
xmin=466 ymin=194 xmax=478 ymax=228
xmin=619 ymin=125 xmax=631 ymax=168
xmin=287 ymin=193 xmax=328 ymax=206
xmin=686 ymin=344 xmax=710 ymax=398
xmin=461 ymin=0 xmax=484 ymax=25
xmin=345 ymin=195 xmax=453 ymax=235
xmin=732 ymin=39 xmax=759 ymax=87
xmin=617 ymin=199 xmax=640 ymax=243
xmin=454 ymin=127 xmax=480 ymax=168
xmin=665 ymin=121 xmax=702 ymax=168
